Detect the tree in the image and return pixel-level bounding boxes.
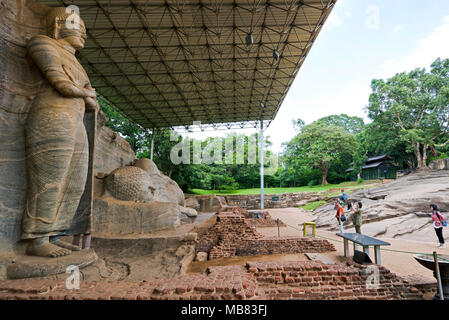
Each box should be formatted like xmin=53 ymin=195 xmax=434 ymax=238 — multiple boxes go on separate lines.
xmin=351 ymin=129 xmax=369 ymax=179
xmin=98 ymin=98 xmax=151 ymax=154
xmin=315 ymin=114 xmax=365 ymax=134
xmin=366 ymin=58 xmax=449 ymax=168
xmin=285 ymin=121 xmax=356 ymax=185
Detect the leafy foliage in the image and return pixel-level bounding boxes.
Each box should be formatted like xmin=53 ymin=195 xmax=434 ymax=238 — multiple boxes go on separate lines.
xmin=98 ymin=58 xmax=449 ymax=190
xmin=365 ymin=58 xmax=449 ymax=168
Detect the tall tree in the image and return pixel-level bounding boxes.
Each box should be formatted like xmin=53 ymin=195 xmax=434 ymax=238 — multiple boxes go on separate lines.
xmin=316 ymin=114 xmax=365 ymax=134
xmin=284 ymin=121 xmax=356 ymax=185
xmin=366 ymin=58 xmax=449 ymax=168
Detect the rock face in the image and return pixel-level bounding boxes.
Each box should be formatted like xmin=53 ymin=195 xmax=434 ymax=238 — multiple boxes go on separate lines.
xmin=185 ymin=195 xmax=226 ymax=212
xmin=0 ymin=1 xmax=49 ymax=253
xmin=185 ymin=197 xmax=200 ymax=211
xmin=94 ymin=125 xmax=135 ymax=174
xmin=313 ymin=169 xmax=449 ymax=242
xmin=93 ymin=199 xmax=181 ymax=235
xmin=429 ymin=158 xmax=449 ymax=170
xmin=134 ymin=158 xmax=185 ymax=206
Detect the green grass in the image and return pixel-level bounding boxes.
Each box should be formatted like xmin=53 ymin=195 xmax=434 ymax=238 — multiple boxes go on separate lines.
xmin=299 ymin=200 xmax=327 ymax=211
xmin=188 ymin=180 xmax=381 ymax=196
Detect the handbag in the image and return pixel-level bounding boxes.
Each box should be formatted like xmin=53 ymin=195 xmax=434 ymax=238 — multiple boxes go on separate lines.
xmin=341 ymin=215 xmax=346 ymax=222
xmin=436 ymin=211 xmax=447 ymax=227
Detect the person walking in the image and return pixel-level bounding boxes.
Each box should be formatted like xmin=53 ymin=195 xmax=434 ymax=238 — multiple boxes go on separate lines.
xmin=335 ymin=200 xmax=346 ymax=233
xmin=430 ymin=204 xmax=446 ymax=249
xmin=351 ymin=201 xmax=363 ymax=234
xmin=340 ymin=190 xmax=348 ymax=208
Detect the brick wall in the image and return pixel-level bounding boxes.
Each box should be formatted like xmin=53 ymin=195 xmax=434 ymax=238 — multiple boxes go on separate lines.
xmin=204 ymin=215 xmax=264 ymax=259
xmin=224 ymin=193 xmax=324 ymax=209
xmin=247 ymin=260 xmax=423 ymax=300
xmin=0 ymin=261 xmax=424 ymax=300
xmin=188 ymin=193 xmax=326 ymax=211
xmin=196 ymin=213 xmax=335 ymax=260
xmin=236 ymin=237 xmax=336 ymax=257
xmin=217 ymin=206 xmax=286 ymax=228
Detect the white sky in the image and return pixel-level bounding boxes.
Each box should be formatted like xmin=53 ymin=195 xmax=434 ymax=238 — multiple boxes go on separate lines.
xmin=182 ymin=0 xmax=449 ymax=153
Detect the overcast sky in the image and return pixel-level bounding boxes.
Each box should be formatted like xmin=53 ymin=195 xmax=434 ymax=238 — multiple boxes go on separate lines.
xmin=183 ymin=0 xmax=449 ymax=153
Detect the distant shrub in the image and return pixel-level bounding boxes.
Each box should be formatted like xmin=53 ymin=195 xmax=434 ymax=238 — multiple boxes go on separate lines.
xmin=357 ymin=178 xmax=364 ymax=184
xmin=307 ymin=179 xmax=318 ymax=186
xmin=219 ymin=184 xmax=239 ymax=191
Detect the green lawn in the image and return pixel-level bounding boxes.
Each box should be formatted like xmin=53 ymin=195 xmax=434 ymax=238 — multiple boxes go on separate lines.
xmin=188 ymin=180 xmax=381 ymax=196
xmin=299 ymin=200 xmax=328 ymax=211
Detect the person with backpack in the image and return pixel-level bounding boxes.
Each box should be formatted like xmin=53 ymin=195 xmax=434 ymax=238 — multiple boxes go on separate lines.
xmin=335 ymin=200 xmax=346 ymax=233
xmin=430 ymin=204 xmax=446 ymax=249
xmin=339 ymin=190 xmax=348 ymax=208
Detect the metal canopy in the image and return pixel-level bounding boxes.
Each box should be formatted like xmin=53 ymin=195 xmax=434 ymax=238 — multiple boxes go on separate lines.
xmin=40 ymin=0 xmax=336 ymax=129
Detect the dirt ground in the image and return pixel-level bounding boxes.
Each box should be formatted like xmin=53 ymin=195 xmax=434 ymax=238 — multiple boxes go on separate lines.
xmin=260 ymin=208 xmax=449 ymax=283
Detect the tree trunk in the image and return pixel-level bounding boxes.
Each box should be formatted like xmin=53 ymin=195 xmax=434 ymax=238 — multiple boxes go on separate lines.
xmin=321 ymin=162 xmax=329 ymax=185
xmin=422 ymin=144 xmax=428 ymax=168
xmin=415 ymin=142 xmax=424 ymax=168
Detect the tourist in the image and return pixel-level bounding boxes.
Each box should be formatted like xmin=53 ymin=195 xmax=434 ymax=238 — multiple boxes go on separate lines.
xmin=340 ymin=190 xmax=349 ymax=209
xmin=335 ymin=201 xmax=346 ymax=233
xmin=430 ymin=204 xmax=446 ymax=248
xmin=351 ymin=202 xmax=363 ymax=234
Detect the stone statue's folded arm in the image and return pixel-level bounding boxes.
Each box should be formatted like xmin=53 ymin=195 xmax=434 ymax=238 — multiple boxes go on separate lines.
xmin=27 ymin=35 xmax=95 ymax=99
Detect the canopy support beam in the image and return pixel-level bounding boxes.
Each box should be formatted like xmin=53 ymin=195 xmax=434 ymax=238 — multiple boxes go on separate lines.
xmin=150 ymin=128 xmax=155 ymax=160
xmin=260 ymin=118 xmax=264 ymax=210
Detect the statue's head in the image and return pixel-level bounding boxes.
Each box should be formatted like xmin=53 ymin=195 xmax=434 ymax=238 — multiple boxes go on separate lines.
xmin=45 ymin=7 xmax=86 ymax=50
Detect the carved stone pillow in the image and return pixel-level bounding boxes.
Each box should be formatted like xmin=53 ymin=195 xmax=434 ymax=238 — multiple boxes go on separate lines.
xmin=104 ymin=166 xmax=152 ymax=202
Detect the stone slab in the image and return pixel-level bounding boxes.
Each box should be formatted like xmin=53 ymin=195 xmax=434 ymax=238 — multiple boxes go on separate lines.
xmin=92 ymin=198 xmax=181 ymax=235
xmin=304 ymin=252 xmax=336 ymax=265
xmin=336 ymin=233 xmax=390 ymax=246
xmin=6 ymin=249 xmax=98 ymax=279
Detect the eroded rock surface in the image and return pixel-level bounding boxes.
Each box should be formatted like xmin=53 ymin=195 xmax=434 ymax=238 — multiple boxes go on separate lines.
xmin=313 ymin=170 xmax=449 ymax=242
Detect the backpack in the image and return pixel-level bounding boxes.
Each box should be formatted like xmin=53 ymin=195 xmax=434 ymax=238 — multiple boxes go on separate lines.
xmin=436 ymin=211 xmax=447 ymax=227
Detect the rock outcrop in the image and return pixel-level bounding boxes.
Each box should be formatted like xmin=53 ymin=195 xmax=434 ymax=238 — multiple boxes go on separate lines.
xmin=429 ymin=158 xmax=449 ymax=170
xmin=313 ymin=169 xmax=449 ymax=242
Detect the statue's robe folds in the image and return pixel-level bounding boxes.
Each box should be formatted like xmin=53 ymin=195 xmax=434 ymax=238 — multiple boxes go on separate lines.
xmin=22 ymin=35 xmax=89 ymax=240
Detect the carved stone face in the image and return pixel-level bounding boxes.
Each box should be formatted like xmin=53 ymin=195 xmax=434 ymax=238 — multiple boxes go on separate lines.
xmin=59 ymin=20 xmax=87 ymax=50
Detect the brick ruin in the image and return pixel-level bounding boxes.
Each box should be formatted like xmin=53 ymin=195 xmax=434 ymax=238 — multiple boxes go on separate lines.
xmin=0 ymin=203 xmax=428 ymax=300
xmin=218 ymin=206 xmax=287 ymax=228
xmin=0 ymin=260 xmax=424 ymax=300
xmin=225 ymin=193 xmax=324 ymax=209
xmin=187 ymin=193 xmax=327 ymax=212
xmin=195 ymin=208 xmax=335 ymax=260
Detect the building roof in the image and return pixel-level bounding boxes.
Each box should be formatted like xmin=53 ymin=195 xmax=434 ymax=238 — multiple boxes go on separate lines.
xmin=346 ymin=160 xmax=394 ymax=173
xmin=39 ymin=0 xmax=336 ymax=129
xmin=348 ymin=154 xmax=391 ymax=167
xmin=365 ymin=154 xmax=389 ymax=163
xmin=361 ymin=161 xmax=384 ymax=170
